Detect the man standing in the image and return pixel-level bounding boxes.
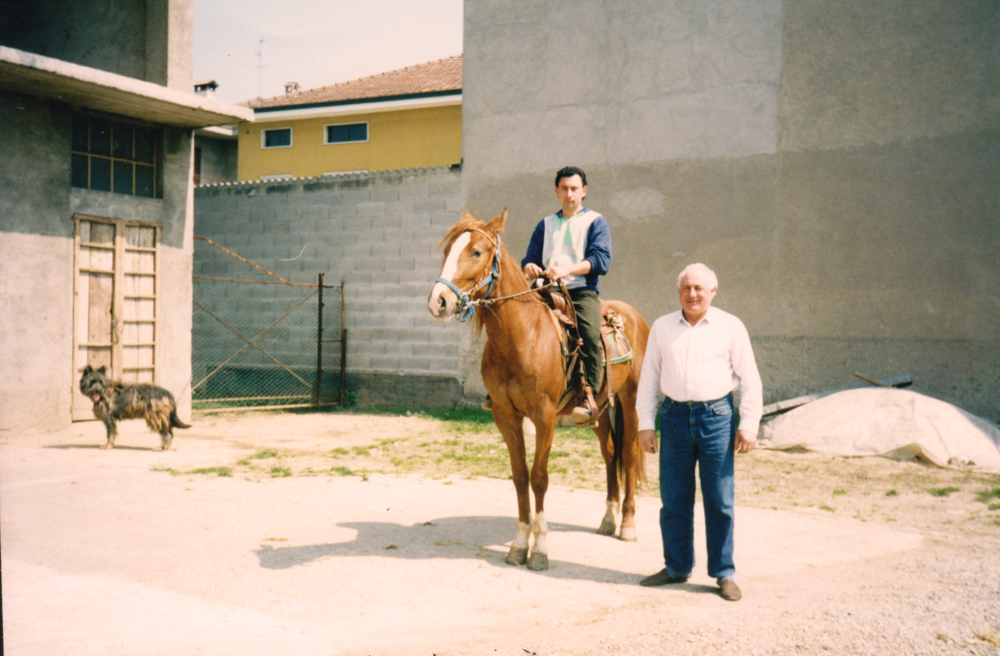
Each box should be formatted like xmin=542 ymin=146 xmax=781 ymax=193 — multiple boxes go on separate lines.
xmin=636 ymin=263 xmax=762 ymax=601
xmin=522 ymin=166 xmax=612 ymax=426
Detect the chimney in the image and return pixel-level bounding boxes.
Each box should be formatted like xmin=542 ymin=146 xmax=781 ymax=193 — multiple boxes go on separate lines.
xmin=285 ymin=81 xmax=300 ymax=95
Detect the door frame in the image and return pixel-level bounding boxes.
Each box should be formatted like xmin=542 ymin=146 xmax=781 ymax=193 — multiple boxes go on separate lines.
xmin=71 ymin=213 xmax=162 ymax=420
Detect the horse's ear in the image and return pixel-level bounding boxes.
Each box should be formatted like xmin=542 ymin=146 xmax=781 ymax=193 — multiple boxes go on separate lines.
xmin=486 ymin=208 xmax=508 ymax=234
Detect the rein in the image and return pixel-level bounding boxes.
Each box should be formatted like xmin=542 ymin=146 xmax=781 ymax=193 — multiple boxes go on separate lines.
xmin=435 ymin=229 xmax=556 ymax=323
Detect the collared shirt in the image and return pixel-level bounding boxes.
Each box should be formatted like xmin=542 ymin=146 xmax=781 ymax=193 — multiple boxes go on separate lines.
xmin=636 ymin=307 xmax=763 ymax=435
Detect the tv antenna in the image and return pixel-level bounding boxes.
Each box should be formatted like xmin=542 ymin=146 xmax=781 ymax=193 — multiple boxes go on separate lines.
xmin=255 ymin=37 xmax=277 ymax=98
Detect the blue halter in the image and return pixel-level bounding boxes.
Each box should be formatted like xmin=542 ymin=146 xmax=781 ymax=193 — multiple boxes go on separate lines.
xmin=435 ymin=232 xmax=502 ymax=323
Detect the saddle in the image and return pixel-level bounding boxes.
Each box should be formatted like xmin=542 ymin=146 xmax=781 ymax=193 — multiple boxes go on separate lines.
xmin=532 ymin=280 xmax=635 ymax=419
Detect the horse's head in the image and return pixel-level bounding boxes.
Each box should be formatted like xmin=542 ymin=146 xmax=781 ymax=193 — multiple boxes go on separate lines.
xmin=428 ymin=209 xmax=508 ymax=321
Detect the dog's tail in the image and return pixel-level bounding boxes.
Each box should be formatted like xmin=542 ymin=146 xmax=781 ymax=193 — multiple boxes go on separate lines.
xmin=170 ymin=409 xmax=192 ymax=429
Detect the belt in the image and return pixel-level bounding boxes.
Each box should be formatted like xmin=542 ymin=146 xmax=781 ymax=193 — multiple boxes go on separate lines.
xmin=660 ymin=393 xmax=732 ymax=410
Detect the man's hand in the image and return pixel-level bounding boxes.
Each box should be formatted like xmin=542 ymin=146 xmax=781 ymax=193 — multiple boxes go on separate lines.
xmin=523 ymin=262 xmax=544 ymax=279
xmin=545 ymin=264 xmax=571 ymax=280
xmin=638 ymin=429 xmax=658 ymax=455
xmin=735 ymin=429 xmax=757 ymax=454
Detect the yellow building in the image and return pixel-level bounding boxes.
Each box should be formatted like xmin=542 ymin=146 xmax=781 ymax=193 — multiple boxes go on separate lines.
xmin=238 ymin=56 xmax=461 ymax=181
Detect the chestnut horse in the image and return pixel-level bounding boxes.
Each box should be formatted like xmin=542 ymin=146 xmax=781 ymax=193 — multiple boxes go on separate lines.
xmin=428 ymin=210 xmax=649 ymax=570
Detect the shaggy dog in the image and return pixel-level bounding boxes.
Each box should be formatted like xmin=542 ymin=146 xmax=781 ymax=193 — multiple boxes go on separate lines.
xmin=79 ymin=365 xmax=190 ymax=450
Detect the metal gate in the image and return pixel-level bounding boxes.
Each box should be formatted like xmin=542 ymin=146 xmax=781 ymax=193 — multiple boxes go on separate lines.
xmin=191 ymin=236 xmax=346 ymax=410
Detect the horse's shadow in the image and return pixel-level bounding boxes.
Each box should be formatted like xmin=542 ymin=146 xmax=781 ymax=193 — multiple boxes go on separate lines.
xmin=256 ymin=515 xmax=644 ymax=585
xmin=46 ymin=443 xmax=154 ymax=451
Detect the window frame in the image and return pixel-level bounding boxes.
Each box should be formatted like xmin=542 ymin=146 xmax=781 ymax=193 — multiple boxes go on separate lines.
xmin=323 ymin=121 xmax=369 ymax=145
xmin=261 ymin=127 xmax=293 ymax=149
xmin=70 ymin=112 xmax=162 ymax=199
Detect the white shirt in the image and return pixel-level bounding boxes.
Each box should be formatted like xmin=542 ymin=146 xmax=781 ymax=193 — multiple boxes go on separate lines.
xmin=636 ymin=307 xmax=763 ymax=435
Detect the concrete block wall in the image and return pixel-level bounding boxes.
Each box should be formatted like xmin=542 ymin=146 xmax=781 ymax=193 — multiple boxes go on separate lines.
xmin=194 ymin=167 xmax=471 ymax=409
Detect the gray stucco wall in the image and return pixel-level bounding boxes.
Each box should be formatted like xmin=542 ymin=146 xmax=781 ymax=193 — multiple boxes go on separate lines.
xmin=0 ymin=0 xmax=192 ymax=90
xmin=195 ymin=135 xmax=238 ymax=184
xmin=463 ymin=0 xmax=1000 ymax=422
xmin=193 ymin=168 xmax=468 ymax=408
xmin=0 ymin=90 xmax=195 ymax=433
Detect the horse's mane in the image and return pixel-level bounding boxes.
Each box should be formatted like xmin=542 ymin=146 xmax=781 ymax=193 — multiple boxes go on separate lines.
xmin=438 ymin=215 xmax=495 ymax=253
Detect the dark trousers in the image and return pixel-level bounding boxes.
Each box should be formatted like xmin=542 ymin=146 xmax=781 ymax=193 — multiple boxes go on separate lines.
xmin=569 ymin=287 xmax=603 ymax=393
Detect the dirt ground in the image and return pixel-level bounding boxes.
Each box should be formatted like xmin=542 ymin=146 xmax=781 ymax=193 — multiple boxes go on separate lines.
xmin=2 ymin=410 xmax=998 ymax=656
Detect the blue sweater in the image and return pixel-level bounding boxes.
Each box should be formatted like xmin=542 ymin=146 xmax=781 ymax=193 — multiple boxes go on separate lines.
xmin=521 ymin=209 xmax=612 ymax=294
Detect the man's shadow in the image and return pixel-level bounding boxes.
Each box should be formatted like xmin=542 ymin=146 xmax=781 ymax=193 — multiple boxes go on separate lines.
xmin=255 ymin=515 xmax=654 ymax=585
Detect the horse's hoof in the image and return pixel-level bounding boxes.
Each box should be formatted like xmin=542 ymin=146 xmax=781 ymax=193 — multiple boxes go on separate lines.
xmin=619 ymin=525 xmax=637 ymax=542
xmin=527 ymin=552 xmax=549 ymax=571
xmin=505 ymin=547 xmax=528 ymax=566
xmin=597 ymin=520 xmax=616 ymax=536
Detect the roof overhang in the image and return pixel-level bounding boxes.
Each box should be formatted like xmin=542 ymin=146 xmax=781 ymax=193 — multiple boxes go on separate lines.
xmin=0 ymin=46 xmax=254 ymax=128
xmin=251 ymin=91 xmax=461 ymax=123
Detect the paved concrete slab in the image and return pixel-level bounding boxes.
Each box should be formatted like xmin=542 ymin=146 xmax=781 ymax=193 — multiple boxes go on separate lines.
xmin=1 ymin=418 xmax=923 ymax=655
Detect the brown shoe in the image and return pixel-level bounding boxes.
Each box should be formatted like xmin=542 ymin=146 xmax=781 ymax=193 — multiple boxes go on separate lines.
xmin=719 ymin=577 xmax=742 ymax=601
xmin=570 ymin=405 xmax=595 ymax=426
xmin=481 ymin=397 xmax=492 ymax=411
xmin=639 ymin=569 xmax=688 ymax=587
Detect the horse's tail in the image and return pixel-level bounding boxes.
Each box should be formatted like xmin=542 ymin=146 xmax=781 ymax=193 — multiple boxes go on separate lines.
xmin=609 ymin=397 xmax=646 ymax=488
xmin=609 ymin=399 xmax=625 ymax=487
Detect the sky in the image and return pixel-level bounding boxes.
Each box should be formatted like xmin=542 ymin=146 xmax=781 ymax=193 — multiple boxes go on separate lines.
xmin=193 ymin=0 xmax=463 ymax=104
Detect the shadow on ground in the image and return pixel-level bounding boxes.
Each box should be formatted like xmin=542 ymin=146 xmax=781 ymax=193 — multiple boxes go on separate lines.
xmin=255 ymin=514 xmax=656 ymax=585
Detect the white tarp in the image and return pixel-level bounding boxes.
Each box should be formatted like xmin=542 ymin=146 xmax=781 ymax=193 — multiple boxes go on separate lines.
xmin=760 ymin=388 xmax=1000 ymax=472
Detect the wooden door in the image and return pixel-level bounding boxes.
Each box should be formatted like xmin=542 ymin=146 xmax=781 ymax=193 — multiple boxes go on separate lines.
xmin=72 ymin=215 xmax=160 ymax=420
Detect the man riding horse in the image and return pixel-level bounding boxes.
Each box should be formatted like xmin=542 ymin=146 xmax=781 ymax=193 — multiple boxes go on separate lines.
xmin=484 ymin=166 xmax=611 ymax=427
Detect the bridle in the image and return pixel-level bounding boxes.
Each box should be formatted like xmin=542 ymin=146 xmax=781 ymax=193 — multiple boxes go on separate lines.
xmin=435 ymin=229 xmax=503 ymax=323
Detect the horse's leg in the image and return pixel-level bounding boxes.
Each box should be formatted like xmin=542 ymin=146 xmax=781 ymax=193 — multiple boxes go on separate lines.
xmin=593 ymin=409 xmax=620 ymax=537
xmin=617 ymin=388 xmax=641 ymax=542
xmin=526 ymin=407 xmax=557 ymax=571
xmin=493 ymin=408 xmax=531 ymax=566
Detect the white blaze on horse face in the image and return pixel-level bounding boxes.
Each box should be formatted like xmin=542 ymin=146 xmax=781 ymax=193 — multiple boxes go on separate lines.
xmin=428 ymin=231 xmax=472 ymax=320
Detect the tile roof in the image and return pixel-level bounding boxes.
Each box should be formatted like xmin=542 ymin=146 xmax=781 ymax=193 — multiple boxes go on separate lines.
xmin=247 ymin=55 xmax=462 ymax=110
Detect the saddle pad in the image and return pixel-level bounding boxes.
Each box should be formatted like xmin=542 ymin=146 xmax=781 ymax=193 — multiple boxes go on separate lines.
xmin=601 ymin=310 xmax=633 ymax=365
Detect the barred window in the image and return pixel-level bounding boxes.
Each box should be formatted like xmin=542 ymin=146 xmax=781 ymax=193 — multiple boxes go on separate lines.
xmin=71 ymin=113 xmax=161 ymax=198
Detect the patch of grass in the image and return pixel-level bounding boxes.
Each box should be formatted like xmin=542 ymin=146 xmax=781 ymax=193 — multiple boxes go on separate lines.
xmin=250 ymin=450 xmax=282 ymax=460
xmin=885 ymin=489 xmax=898 ymax=497
xmin=151 ymin=466 xmax=180 ymax=475
xmin=988 ymin=503 xmax=1000 ymax=511
xmin=819 ymin=505 xmax=836 ymax=512
xmin=926 ymin=486 xmax=961 ymax=497
xmin=331 ymin=466 xmax=354 ymax=476
xmin=833 ymin=488 xmax=847 ymax=496
xmin=974 ymin=487 xmax=1000 ymax=504
xmin=352 ymin=446 xmax=371 ymax=457
xmin=270 ymin=466 xmax=292 ymax=478
xmin=189 ymin=466 xmax=232 ymax=477
xmin=550 ymin=450 xmax=570 ymax=459
xmin=329 ymin=447 xmax=350 ymax=457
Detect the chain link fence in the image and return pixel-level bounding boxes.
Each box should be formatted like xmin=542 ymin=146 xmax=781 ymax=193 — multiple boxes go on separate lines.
xmin=191 ymin=237 xmax=345 ymax=410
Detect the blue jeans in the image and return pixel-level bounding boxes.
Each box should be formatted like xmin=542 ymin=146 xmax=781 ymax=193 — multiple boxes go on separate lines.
xmin=657 ymin=393 xmax=736 ymax=581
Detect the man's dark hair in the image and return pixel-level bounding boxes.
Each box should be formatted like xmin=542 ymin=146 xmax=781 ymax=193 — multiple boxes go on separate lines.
xmin=554 ymin=166 xmax=587 ymax=188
